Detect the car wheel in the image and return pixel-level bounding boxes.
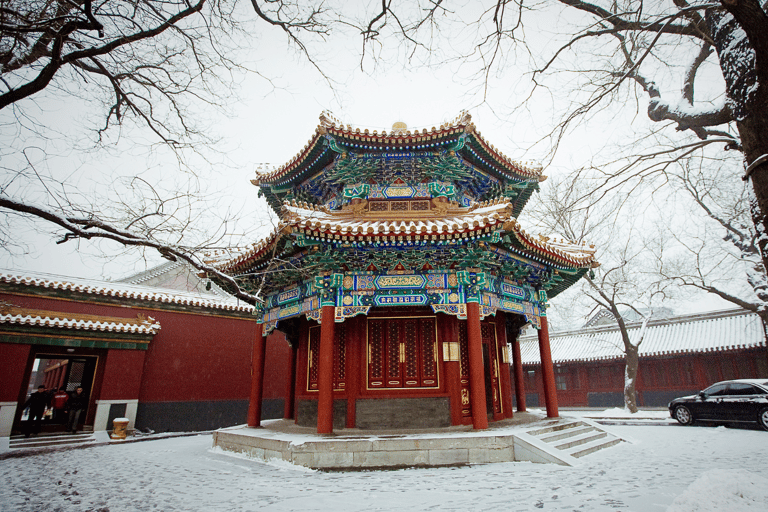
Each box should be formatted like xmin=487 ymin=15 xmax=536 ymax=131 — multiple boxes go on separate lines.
xmin=759 ymin=408 xmax=768 ymax=432
xmin=674 ymin=405 xmax=694 ymax=426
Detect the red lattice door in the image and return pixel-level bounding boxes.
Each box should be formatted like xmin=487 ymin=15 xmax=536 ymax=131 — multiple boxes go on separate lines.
xmin=458 ymin=322 xmax=471 ymax=418
xmin=306 ymin=324 xmax=346 ymax=391
xmin=367 ymin=317 xmax=438 ymax=389
xmin=481 ymin=321 xmax=502 ymax=415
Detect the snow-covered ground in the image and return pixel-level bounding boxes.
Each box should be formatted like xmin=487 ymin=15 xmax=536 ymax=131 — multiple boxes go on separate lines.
xmin=1 ymin=415 xmax=767 ymax=511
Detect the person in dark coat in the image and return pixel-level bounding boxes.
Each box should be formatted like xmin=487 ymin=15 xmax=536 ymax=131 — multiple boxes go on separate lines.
xmin=66 ymin=386 xmax=87 ymax=434
xmin=23 ymin=385 xmax=49 ymax=437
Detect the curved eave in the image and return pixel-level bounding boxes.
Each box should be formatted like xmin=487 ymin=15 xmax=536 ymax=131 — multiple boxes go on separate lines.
xmin=458 ymin=132 xmax=544 ymax=184
xmin=545 ymin=268 xmax=590 ymax=299
xmin=503 ymin=219 xmax=597 ymax=269
xmin=214 ymin=205 xmax=598 ymax=282
xmin=207 ymin=226 xmax=292 ymax=275
xmin=509 ymin=186 xmax=536 ymax=218
xmin=252 ymin=138 xmax=335 ymax=213
xmin=250 ymin=112 xmax=545 ymax=194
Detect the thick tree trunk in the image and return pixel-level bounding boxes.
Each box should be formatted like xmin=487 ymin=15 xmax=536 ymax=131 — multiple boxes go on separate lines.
xmin=624 ymin=344 xmax=639 ymax=413
xmin=738 ymin=115 xmax=768 ymax=280
xmin=712 ymin=1 xmax=768 ymax=279
xmin=757 ymin=309 xmax=768 ymax=369
xmin=612 ymin=307 xmax=640 ymax=413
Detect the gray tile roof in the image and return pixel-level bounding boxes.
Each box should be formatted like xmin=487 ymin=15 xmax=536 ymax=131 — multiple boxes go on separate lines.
xmin=518 ymin=309 xmax=766 ymax=364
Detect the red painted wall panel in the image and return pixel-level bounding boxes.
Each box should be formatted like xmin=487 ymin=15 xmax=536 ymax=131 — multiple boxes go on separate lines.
xmin=0 ymin=293 xmax=142 ymax=320
xmin=137 ymin=312 xmax=256 ymax=403
xmin=0 ymin=343 xmax=30 ymax=401
xmin=98 ymin=349 xmax=147 ymax=400
xmin=262 ymin=330 xmax=291 ymax=399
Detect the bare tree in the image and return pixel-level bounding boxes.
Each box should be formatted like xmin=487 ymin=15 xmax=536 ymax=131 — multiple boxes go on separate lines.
xmin=528 ymin=176 xmax=675 ymax=412
xmin=428 ymin=1 xmax=768 ymax=287
xmin=649 ymin=150 xmax=768 ymax=339
xmin=0 ymin=1 xmax=452 ymax=302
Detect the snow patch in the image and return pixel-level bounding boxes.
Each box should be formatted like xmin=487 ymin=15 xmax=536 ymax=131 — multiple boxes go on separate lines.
xmin=667 ymin=469 xmax=768 ymax=512
xmin=208 ymin=445 xmax=317 ymax=472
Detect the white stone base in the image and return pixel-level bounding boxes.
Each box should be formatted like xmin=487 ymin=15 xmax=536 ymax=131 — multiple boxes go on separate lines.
xmin=94 ymin=400 xmax=139 ymax=432
xmin=211 ymin=423 xmax=570 ymax=470
xmin=0 ymin=402 xmax=18 ymax=438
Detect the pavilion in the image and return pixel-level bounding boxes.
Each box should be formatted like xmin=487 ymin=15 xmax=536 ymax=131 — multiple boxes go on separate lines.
xmin=209 ymin=112 xmax=598 ymax=433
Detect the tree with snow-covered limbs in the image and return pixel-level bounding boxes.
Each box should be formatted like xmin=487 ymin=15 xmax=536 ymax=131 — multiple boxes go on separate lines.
xmin=0 ymin=1 xmax=444 ymax=302
xmin=528 ymin=176 xmax=678 ymax=412
xmin=447 ymin=0 xmax=768 ymax=294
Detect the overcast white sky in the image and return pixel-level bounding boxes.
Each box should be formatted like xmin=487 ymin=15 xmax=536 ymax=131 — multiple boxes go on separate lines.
xmin=0 ymin=3 xmax=738 ymax=320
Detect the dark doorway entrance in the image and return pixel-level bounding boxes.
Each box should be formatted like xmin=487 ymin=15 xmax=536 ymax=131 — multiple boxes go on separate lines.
xmin=480 ymin=322 xmax=502 ymax=417
xmin=17 ymin=354 xmax=98 ymax=434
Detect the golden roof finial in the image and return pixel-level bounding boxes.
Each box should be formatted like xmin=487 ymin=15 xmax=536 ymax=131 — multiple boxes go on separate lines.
xmin=392 ymin=121 xmax=407 ymax=135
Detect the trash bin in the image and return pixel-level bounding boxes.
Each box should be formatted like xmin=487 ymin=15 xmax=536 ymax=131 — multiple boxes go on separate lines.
xmin=111 ymin=417 xmax=130 ymax=440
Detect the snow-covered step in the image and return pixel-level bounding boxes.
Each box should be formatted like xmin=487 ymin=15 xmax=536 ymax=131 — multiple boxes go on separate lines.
xmin=540 ymin=425 xmax=596 ymax=444
xmin=9 ymin=433 xmax=97 ymax=450
xmin=526 ymin=420 xmax=584 ymax=437
xmin=519 ymin=419 xmax=626 ymax=463
xmin=569 ymin=436 xmax=623 ymax=458
xmin=554 ymin=430 xmax=607 ymax=451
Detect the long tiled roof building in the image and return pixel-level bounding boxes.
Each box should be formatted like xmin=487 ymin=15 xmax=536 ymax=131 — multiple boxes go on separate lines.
xmin=518 ymin=309 xmax=768 ymax=408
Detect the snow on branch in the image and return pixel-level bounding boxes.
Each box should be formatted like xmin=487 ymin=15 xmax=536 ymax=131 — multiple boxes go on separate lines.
xmin=0 ymin=196 xmax=264 ymax=305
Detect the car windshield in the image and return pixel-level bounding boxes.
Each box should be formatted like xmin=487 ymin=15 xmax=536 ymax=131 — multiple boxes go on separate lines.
xmin=703 ymin=383 xmax=729 ymax=396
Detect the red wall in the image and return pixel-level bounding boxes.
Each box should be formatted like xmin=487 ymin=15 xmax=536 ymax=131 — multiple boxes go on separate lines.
xmin=0 ymin=291 xmax=257 ymax=405
xmin=136 ymin=311 xmax=255 ymax=403
xmin=262 ymin=330 xmax=291 ymax=400
xmin=0 ymin=343 xmax=30 ymax=402
xmin=99 ymin=349 xmax=147 ymax=400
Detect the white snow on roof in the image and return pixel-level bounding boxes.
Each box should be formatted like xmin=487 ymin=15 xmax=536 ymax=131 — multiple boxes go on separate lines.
xmin=283 ymin=201 xmax=510 ymax=235
xmin=0 ymin=269 xmax=254 ymax=313
xmin=518 ymin=309 xmax=765 ymax=364
xmin=0 ymin=311 xmax=161 ymax=335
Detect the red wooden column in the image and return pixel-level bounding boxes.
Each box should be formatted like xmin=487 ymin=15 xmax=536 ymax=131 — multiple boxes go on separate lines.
xmin=466 ymin=302 xmax=488 ymax=430
xmin=283 ymin=342 xmax=297 ymax=420
xmin=317 ymin=305 xmax=336 ymax=434
xmin=511 ymin=331 xmax=527 ymax=412
xmin=345 ymin=316 xmax=361 ymax=429
xmin=57 ymin=366 xmax=66 ymax=390
xmin=247 ymin=323 xmax=267 ymax=427
xmin=495 ymin=311 xmax=514 ymax=419
xmin=537 ymin=316 xmax=559 ymax=418
xmin=440 ymin=314 xmax=463 ymax=425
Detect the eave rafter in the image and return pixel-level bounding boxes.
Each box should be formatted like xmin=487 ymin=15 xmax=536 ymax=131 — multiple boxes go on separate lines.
xmin=251 ymin=112 xmax=548 ymax=214
xmin=207 ymin=196 xmax=597 ymax=298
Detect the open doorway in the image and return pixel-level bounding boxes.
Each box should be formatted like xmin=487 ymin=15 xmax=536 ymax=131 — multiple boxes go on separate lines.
xmin=18 ymin=354 xmax=98 ymax=434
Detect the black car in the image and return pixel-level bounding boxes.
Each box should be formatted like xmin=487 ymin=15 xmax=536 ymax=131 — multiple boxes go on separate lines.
xmin=669 ymin=379 xmax=768 ymax=431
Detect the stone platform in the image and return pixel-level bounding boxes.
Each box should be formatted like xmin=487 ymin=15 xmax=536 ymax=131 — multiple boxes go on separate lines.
xmin=211 ymin=414 xmax=626 ymax=470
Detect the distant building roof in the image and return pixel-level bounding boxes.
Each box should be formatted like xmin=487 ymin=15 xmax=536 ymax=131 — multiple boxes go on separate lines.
xmin=0 ymin=269 xmax=254 ymax=314
xmin=118 ymin=261 xmax=231 ymax=298
xmin=519 ymin=309 xmax=765 ymax=365
xmin=584 ymin=307 xmax=675 ymax=327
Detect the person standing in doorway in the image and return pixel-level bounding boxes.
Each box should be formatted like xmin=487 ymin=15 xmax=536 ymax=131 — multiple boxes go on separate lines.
xmin=66 ymin=387 xmax=87 ymax=434
xmin=23 ymin=385 xmax=50 ymax=437
xmin=51 ymin=387 xmax=69 ymax=424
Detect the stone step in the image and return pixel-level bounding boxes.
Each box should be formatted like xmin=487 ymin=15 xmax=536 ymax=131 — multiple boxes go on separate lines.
xmin=540 ymin=425 xmax=595 ymax=444
xmin=526 ymin=421 xmax=584 ymax=437
xmin=555 ymin=431 xmax=607 ymax=451
xmin=9 ymin=433 xmax=96 ymax=450
xmin=569 ymin=437 xmax=622 ymax=458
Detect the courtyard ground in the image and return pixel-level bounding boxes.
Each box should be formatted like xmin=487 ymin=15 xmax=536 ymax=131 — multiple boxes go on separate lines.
xmin=1 ymin=411 xmax=767 ymax=511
